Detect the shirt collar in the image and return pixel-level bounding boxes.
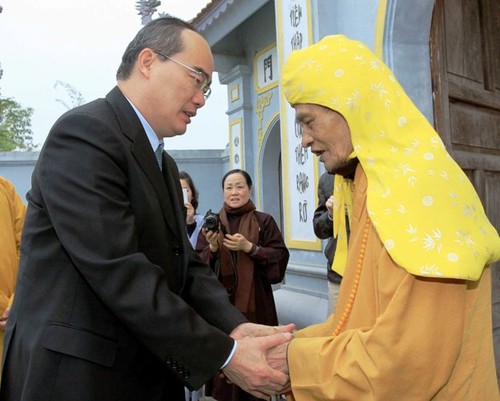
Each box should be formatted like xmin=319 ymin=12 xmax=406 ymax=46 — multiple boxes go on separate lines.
xmin=125 ymin=97 xmax=163 ymax=152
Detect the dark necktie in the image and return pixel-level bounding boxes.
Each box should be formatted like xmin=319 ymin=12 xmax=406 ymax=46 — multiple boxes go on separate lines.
xmin=155 ymin=143 xmax=164 ymax=171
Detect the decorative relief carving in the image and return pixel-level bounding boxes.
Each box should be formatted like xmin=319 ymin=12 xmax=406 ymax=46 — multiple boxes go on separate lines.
xmin=255 ymin=92 xmax=273 ymax=149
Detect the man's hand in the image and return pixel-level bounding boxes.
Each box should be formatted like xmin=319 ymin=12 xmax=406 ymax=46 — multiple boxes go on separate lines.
xmin=231 ymin=322 xmax=296 ymax=339
xmin=223 ymin=331 xmax=292 ymax=399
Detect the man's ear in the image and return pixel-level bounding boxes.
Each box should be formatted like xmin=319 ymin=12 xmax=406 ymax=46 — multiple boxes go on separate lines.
xmin=137 ymin=48 xmax=156 ymax=78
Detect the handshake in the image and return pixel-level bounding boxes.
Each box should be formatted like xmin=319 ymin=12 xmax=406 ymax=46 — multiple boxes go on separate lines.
xmin=224 ymin=322 xmax=295 ymax=400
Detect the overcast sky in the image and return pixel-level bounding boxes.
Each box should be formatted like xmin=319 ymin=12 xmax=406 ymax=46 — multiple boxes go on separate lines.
xmin=0 ymin=0 xmax=229 ymax=150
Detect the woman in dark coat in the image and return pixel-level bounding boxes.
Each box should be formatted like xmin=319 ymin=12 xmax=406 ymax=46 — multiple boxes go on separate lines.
xmin=197 ymin=169 xmax=289 ymax=401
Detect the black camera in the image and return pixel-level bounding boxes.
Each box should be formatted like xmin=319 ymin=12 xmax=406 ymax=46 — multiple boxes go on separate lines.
xmin=203 ymin=209 xmax=220 ymax=232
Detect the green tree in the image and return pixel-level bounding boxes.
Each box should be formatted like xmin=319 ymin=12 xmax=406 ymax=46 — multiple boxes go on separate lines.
xmin=1 ymin=7 xmax=36 ymax=151
xmin=0 ymin=97 xmax=36 ymax=151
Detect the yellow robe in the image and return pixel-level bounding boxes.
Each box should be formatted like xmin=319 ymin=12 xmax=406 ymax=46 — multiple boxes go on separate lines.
xmin=288 ymin=166 xmax=499 ymax=400
xmin=0 ymin=177 xmax=26 ymax=368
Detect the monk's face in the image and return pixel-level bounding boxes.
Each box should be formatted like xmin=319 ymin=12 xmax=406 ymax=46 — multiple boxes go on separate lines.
xmin=294 ymin=104 xmax=354 ymax=175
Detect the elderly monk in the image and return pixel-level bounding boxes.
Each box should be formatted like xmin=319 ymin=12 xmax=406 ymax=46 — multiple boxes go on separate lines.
xmin=277 ymin=35 xmax=500 ymax=400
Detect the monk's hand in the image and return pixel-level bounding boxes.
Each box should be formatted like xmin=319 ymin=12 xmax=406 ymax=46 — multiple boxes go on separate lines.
xmin=231 ymin=322 xmax=296 ymax=339
xmin=267 ymin=340 xmax=290 ymax=376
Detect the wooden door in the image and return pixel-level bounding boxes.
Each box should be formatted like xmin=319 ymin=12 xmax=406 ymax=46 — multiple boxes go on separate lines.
xmin=430 ymin=0 xmax=500 ymax=226
xmin=430 ymin=0 xmax=499 ymax=385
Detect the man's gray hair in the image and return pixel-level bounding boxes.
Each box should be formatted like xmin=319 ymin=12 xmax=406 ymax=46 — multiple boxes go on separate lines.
xmin=116 ymin=16 xmax=198 ymax=81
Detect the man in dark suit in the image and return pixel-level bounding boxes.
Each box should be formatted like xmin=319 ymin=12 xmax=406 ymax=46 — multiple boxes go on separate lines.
xmin=0 ymin=17 xmax=292 ymax=401
xmin=313 ymin=172 xmax=343 ymax=314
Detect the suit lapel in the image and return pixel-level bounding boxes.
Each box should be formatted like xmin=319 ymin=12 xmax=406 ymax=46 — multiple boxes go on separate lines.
xmin=105 ymin=87 xmax=181 ymax=241
xmin=132 ymin=138 xmax=181 ymax=238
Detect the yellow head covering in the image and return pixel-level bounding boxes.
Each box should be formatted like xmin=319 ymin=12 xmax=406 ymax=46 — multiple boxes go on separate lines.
xmin=282 ymin=35 xmax=500 ymax=280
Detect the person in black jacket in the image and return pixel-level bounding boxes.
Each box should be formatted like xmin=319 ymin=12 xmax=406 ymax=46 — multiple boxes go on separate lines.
xmin=313 ymin=172 xmax=343 ymax=314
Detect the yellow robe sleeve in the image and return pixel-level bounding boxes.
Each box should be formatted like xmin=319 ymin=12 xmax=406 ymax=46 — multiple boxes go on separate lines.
xmin=292 ymin=313 xmax=336 ymax=338
xmin=288 ymin=245 xmax=498 ymax=400
xmin=10 ymin=185 xmax=25 ymax=306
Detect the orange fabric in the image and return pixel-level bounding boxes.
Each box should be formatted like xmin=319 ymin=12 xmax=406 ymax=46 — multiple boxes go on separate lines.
xmin=0 ymin=177 xmax=26 ymax=371
xmin=287 ymin=166 xmax=499 ymax=400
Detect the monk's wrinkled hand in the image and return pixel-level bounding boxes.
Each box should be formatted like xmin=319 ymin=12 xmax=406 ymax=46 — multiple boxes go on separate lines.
xmin=230 ymin=322 xmax=296 ymax=339
xmin=267 ymin=340 xmax=290 ymax=376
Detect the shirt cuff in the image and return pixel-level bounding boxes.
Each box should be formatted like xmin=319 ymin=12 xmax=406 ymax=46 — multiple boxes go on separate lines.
xmin=220 ymin=340 xmax=237 ymax=369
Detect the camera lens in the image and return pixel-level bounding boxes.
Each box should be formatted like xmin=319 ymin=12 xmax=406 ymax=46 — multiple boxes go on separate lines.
xmin=203 ymin=210 xmax=219 ymax=232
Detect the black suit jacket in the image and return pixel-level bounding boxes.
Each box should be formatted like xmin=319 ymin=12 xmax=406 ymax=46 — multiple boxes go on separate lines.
xmin=0 ymin=87 xmax=246 ymax=401
xmin=313 ymin=173 xmax=342 ymax=284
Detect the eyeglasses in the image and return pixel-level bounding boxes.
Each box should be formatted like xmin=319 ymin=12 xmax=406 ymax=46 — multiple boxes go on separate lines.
xmin=154 ymin=51 xmax=212 ymax=99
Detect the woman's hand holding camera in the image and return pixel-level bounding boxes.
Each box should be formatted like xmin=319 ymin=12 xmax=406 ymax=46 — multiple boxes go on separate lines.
xmin=203 ymin=229 xmax=220 ymax=252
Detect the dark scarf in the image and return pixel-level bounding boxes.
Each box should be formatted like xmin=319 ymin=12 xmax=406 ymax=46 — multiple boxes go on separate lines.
xmin=218 ymin=199 xmax=260 ymax=317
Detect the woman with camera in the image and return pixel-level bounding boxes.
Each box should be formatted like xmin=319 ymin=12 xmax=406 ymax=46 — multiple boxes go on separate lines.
xmin=179 ymin=171 xmax=205 ymax=249
xmin=196 ymin=169 xmax=289 ymax=401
